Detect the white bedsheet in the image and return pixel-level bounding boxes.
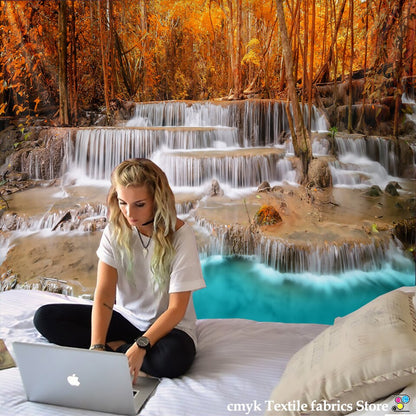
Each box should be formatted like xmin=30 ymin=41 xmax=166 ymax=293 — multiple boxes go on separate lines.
xmin=0 ymin=289 xmax=327 ymax=416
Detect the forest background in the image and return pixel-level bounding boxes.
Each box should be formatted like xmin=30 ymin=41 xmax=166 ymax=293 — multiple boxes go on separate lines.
xmin=0 ymin=0 xmax=415 ymax=136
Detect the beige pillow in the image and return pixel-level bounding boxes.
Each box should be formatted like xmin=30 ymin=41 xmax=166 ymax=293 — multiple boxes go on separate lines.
xmin=266 ymin=291 xmax=416 ymax=416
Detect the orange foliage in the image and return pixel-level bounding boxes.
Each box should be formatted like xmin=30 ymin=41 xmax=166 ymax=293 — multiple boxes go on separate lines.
xmin=254 ymin=205 xmax=282 ymax=226
xmin=0 ymin=0 xmax=414 ymax=122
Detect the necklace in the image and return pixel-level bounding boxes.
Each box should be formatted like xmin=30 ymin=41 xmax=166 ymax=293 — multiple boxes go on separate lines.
xmin=138 ymin=230 xmax=152 ymax=256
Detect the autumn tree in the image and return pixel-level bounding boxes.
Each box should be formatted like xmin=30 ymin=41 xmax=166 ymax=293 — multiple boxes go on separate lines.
xmin=58 ymin=0 xmax=69 ymax=125
xmin=0 ymin=0 xmax=414 ymax=129
xmin=313 ymin=0 xmax=347 ymax=84
xmin=275 ymin=0 xmax=312 ymax=180
xmin=347 ymin=0 xmax=353 ymax=133
xmin=98 ymin=0 xmax=111 ymax=118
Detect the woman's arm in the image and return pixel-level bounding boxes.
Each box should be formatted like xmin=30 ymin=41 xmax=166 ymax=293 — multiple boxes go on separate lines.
xmin=126 ymin=290 xmax=191 ymax=379
xmin=90 ymin=260 xmax=118 ymax=348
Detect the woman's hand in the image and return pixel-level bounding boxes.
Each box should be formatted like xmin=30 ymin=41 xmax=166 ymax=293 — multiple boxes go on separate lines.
xmin=124 ymin=291 xmax=191 ymax=381
xmin=126 ymin=343 xmax=146 ymax=382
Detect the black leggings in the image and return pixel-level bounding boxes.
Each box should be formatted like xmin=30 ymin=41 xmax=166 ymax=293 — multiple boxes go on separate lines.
xmin=33 ymin=304 xmax=196 ymax=378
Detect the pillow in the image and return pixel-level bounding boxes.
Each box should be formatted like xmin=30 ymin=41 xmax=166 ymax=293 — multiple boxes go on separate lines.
xmin=346 ymin=379 xmax=416 ymax=416
xmin=265 ymin=290 xmax=416 ymax=416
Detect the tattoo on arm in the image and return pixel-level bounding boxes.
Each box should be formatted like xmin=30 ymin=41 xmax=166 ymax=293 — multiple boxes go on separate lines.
xmin=103 ymin=302 xmax=113 ymax=311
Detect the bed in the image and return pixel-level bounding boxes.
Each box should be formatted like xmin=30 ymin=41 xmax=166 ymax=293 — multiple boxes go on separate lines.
xmin=0 ymin=287 xmax=415 ymax=416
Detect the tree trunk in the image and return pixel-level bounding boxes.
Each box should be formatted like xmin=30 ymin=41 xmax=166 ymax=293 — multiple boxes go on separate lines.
xmin=281 ymin=0 xmax=300 ymax=92
xmin=357 ymin=0 xmax=369 ymax=133
xmin=235 ymin=0 xmax=243 ymax=98
xmin=302 ymin=0 xmax=308 ymax=107
xmin=69 ymin=0 xmax=78 ymax=125
xmin=98 ymin=0 xmax=110 ymax=118
xmin=226 ymin=0 xmax=235 ymax=95
xmin=58 ymin=0 xmax=70 ymax=126
xmin=225 ymin=0 xmax=243 ymax=99
xmin=321 ymin=0 xmax=328 ymax=68
xmin=275 ymin=0 xmax=312 ymax=181
xmin=313 ymin=0 xmax=347 ymax=83
xmin=347 ymin=0 xmax=354 ymax=133
xmin=341 ymin=25 xmax=349 ymax=82
xmin=393 ymin=1 xmax=405 ymax=138
xmin=407 ymin=1 xmax=416 ymax=78
xmin=373 ymin=0 xmax=406 ymax=70
xmin=107 ymin=0 xmax=115 ymax=99
xmin=308 ymin=0 xmax=315 ymax=130
xmin=279 ymin=56 xmax=286 ymax=90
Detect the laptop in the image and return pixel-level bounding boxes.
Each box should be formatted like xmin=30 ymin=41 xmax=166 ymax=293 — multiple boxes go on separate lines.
xmin=13 ymin=341 xmax=160 ymax=415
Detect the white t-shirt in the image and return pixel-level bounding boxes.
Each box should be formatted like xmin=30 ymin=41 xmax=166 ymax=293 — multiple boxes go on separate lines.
xmin=96 ymin=222 xmax=206 ymax=345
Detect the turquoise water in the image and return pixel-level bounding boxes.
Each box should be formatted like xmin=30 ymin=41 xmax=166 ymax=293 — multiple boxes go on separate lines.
xmin=194 ymin=255 xmax=415 ymax=324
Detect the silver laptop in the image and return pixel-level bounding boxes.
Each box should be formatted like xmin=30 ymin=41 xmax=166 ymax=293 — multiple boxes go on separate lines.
xmin=13 ymin=341 xmax=160 ymax=415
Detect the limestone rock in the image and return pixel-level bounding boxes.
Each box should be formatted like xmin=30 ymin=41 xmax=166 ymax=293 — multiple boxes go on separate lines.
xmin=258 ymin=181 xmax=271 ymax=192
xmin=385 ymin=182 xmax=399 ymax=196
xmin=366 ymin=185 xmax=383 ymax=197
xmin=393 ymin=218 xmax=416 ymax=247
xmin=307 ymin=158 xmax=332 ymax=188
xmin=6 ymin=128 xmax=74 ymax=180
xmin=210 ymin=179 xmax=224 ymax=197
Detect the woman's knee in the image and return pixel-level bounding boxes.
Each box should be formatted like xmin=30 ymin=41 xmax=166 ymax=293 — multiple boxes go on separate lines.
xmin=143 ymin=330 xmax=196 ymax=378
xmin=33 ymin=303 xmax=92 ymax=347
xmin=33 ymin=304 xmax=58 ymax=334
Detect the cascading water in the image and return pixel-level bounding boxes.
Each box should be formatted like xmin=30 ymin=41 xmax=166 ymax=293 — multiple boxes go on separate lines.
xmin=1 ymin=100 xmax=413 ymax=323
xmin=22 ymin=130 xmax=70 ymax=180
xmin=126 ymin=100 xmax=328 ymax=145
xmin=329 ymin=136 xmax=400 ymax=188
xmin=127 ymin=101 xmax=232 ymax=128
xmin=402 ymin=90 xmax=416 ymax=170
xmin=153 ymin=149 xmax=287 ymax=188
xmin=70 ymin=126 xmax=238 ymax=181
xmin=63 ymin=101 xmax=411 ymax=270
xmin=0 ymin=204 xmax=108 ymax=233
xmin=402 ymin=92 xmax=416 ymax=127
xmin=68 ymin=101 xmax=316 ymax=187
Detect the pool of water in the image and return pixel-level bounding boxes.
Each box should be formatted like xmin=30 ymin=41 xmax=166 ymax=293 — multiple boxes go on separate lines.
xmin=194 ymin=255 xmax=415 ymax=324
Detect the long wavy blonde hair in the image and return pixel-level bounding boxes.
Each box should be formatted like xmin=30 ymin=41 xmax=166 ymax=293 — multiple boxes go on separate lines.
xmin=107 ymin=158 xmax=177 ymax=289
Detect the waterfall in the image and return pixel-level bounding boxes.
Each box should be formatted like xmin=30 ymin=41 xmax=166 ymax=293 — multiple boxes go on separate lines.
xmin=334 ymin=136 xmax=398 ymax=175
xmin=162 ymin=127 xmax=238 ymax=149
xmin=329 ymin=136 xmax=400 ymax=188
xmin=283 ymin=136 xmax=330 ymax=157
xmin=258 ymin=237 xmax=391 ymax=274
xmin=0 ymin=200 xmax=190 ymax=233
xmin=127 ymin=100 xmax=328 ymax=146
xmin=23 ymin=131 xmax=69 ymax=180
xmin=71 ymin=128 xmax=161 ymax=180
xmin=69 ymin=127 xmax=238 ymax=180
xmin=127 ymin=101 xmax=233 ymax=127
xmin=409 ymin=143 xmax=416 ymax=165
xmin=196 ymin=218 xmax=405 ymax=274
xmin=65 ymin=100 xmax=407 ymax=196
xmin=154 ymin=149 xmax=286 ymax=188
xmin=0 ymin=204 xmax=108 ymax=233
xmin=402 ymin=91 xmax=416 ymax=168
xmin=2 ymin=99 xmax=412 ymax=286
xmin=67 ymin=100 xmax=327 ymax=188
xmin=402 ymin=93 xmax=416 ymax=126
xmin=0 ymin=235 xmax=10 ymax=266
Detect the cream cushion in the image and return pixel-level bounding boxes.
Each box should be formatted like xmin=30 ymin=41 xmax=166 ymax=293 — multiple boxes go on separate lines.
xmin=266 ymin=290 xmax=416 ymax=416
xmin=347 ymin=379 xmax=416 ymax=415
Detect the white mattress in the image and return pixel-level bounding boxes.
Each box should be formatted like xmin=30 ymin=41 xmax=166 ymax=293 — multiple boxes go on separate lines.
xmin=0 ymin=289 xmax=327 ymax=416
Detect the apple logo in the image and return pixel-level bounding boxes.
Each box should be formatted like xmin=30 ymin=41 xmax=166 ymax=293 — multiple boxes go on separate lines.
xmin=67 ymin=373 xmax=80 ymax=387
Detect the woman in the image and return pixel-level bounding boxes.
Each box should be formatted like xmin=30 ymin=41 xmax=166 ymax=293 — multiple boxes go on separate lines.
xmin=34 ymin=158 xmax=206 ymax=379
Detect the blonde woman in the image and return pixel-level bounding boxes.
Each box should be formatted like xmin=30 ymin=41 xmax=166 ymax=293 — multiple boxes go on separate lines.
xmin=34 ymin=158 xmax=206 ymax=379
